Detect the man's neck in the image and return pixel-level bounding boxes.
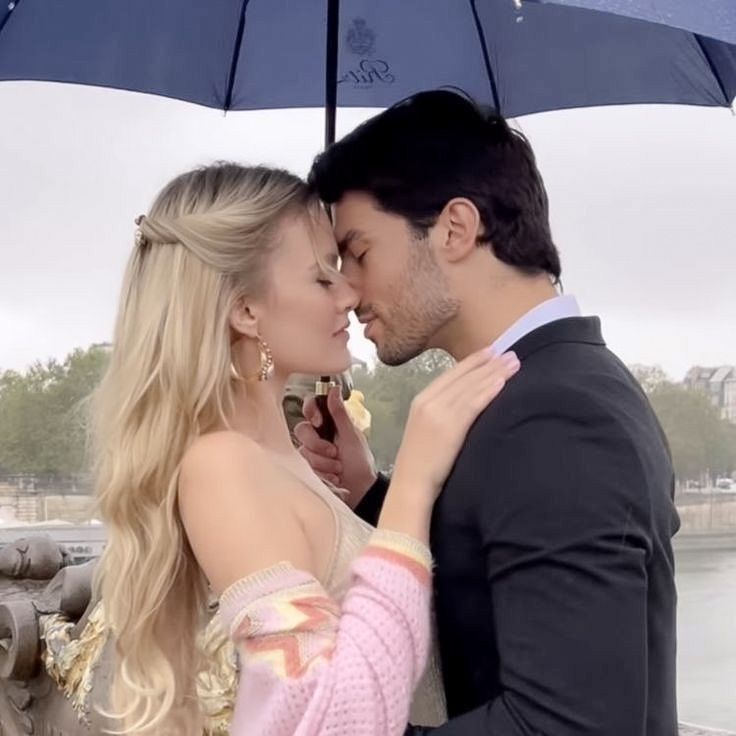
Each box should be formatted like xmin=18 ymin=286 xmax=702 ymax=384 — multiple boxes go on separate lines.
xmin=437 ymin=277 xmax=560 ymax=360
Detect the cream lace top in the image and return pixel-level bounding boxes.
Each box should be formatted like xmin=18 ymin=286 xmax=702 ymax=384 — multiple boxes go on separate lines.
xmin=196 ymin=472 xmax=447 ymax=732
xmin=309 ymin=477 xmax=447 ymax=728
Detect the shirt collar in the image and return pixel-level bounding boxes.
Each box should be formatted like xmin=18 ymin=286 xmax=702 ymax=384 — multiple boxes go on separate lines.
xmin=491 ymin=295 xmax=581 ymax=355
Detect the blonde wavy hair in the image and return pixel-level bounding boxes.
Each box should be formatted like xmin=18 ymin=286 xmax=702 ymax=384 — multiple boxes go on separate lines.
xmin=91 ymin=163 xmax=317 ymax=734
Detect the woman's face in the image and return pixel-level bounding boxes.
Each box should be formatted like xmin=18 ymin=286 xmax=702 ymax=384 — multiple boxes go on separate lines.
xmin=257 ymin=209 xmax=358 ymax=378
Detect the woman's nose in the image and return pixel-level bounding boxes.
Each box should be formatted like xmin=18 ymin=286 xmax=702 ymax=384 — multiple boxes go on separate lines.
xmin=337 ymin=277 xmax=360 ymax=313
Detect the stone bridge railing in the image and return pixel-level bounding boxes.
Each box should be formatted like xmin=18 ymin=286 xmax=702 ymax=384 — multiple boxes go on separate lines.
xmin=1 ymin=533 xmax=734 ymax=736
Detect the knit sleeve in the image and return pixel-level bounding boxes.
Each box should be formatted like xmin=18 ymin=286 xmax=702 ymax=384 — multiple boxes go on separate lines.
xmin=217 ymin=528 xmax=433 ymax=736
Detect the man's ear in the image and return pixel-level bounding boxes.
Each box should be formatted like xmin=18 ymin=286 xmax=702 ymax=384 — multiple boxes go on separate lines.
xmin=228 ymin=296 xmax=260 ymax=339
xmin=436 ymin=198 xmax=483 ymax=263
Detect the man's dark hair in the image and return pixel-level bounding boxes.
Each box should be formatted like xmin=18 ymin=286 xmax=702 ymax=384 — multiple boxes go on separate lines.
xmin=308 ymin=89 xmax=560 ymax=282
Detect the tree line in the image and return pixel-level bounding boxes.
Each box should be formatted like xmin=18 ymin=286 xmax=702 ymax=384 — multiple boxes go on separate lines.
xmin=1 ymin=346 xmax=734 ymax=484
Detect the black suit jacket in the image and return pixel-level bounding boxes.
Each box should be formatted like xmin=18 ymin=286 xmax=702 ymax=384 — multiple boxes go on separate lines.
xmin=356 ymin=317 xmax=679 ymax=735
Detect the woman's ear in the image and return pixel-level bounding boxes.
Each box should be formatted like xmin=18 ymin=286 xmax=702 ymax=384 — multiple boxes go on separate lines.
xmin=436 ymin=197 xmax=483 ymax=263
xmin=228 ymin=297 xmax=260 ymax=339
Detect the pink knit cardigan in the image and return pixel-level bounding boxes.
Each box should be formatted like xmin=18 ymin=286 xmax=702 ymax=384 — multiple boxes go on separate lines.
xmin=217 ymin=529 xmax=433 ymax=735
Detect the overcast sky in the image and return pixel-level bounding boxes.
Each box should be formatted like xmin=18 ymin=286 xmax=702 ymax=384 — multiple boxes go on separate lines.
xmin=1 ymin=81 xmax=734 ymax=381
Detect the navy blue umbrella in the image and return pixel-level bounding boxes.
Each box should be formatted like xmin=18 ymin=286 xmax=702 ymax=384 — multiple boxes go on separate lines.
xmin=525 ymin=0 xmax=736 ymax=46
xmin=1 ymin=0 xmax=734 ymax=147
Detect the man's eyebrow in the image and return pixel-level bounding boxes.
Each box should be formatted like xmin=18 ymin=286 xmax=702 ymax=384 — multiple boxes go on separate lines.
xmin=337 ymin=229 xmax=366 ymax=255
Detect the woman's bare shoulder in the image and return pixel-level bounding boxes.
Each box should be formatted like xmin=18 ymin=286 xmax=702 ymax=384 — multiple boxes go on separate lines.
xmin=178 ymin=431 xmax=315 ymax=593
xmin=181 ymin=429 xmax=263 ymax=472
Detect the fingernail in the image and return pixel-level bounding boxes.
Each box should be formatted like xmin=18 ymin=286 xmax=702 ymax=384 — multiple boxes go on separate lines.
xmin=501 ymin=351 xmax=518 ymax=365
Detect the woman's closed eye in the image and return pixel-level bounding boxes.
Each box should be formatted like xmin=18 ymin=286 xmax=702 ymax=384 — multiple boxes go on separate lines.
xmin=317 ymin=268 xmax=338 ymax=288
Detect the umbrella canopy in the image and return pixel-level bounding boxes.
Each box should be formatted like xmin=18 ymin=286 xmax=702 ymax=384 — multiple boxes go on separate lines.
xmin=1 ymin=0 xmax=735 ymax=145
xmin=524 ymin=0 xmax=736 ymax=46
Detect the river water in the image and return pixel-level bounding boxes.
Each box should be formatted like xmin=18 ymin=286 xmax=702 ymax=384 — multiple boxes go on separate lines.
xmin=676 ymin=547 xmax=736 ymax=731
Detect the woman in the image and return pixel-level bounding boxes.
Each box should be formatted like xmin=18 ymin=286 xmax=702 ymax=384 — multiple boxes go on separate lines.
xmin=91 ymin=162 xmax=519 ymax=734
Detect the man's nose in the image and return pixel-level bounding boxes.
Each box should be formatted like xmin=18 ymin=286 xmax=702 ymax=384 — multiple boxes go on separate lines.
xmin=340 ymin=260 xmax=362 ymax=292
xmin=338 ymin=278 xmax=360 ymax=313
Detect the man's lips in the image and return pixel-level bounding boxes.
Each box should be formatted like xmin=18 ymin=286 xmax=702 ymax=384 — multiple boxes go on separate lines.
xmin=363 ymin=318 xmax=378 ymax=339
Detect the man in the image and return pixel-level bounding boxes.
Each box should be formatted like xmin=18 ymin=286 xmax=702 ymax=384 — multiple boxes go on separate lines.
xmin=296 ymin=90 xmax=679 ymax=735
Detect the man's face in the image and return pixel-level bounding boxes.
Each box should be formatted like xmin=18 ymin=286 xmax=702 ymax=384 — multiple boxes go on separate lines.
xmin=332 ymin=192 xmax=459 ymax=365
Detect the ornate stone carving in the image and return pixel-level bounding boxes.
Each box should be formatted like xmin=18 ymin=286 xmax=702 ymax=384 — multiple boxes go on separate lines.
xmin=0 ymin=600 xmax=40 ymax=681
xmin=0 ymin=536 xmax=69 ymax=581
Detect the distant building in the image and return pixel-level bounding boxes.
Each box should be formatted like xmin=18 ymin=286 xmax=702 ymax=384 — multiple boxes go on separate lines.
xmin=684 ymin=365 xmax=736 ymax=423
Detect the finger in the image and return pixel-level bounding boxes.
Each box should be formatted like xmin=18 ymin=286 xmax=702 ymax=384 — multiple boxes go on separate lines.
xmin=473 ymin=351 xmax=520 ymax=386
xmin=301 ymin=394 xmax=322 ymax=428
xmin=419 ymin=346 xmax=501 ymax=399
xmin=294 ymin=421 xmax=338 ymax=456
xmin=462 ymin=349 xmax=519 ymax=383
xmin=446 ymin=356 xmax=520 ymax=423
xmin=460 ymin=351 xmax=519 ymax=399
xmin=427 ymin=354 xmax=520 ymax=427
xmin=323 ymin=474 xmax=341 ymax=486
xmin=327 ymin=386 xmax=354 ymax=434
xmin=421 ymin=350 xmax=517 ymax=408
xmin=297 ymin=446 xmax=343 ymax=476
xmin=462 ymin=371 xmax=513 ymax=420
xmin=452 ymin=377 xmax=507 ymax=439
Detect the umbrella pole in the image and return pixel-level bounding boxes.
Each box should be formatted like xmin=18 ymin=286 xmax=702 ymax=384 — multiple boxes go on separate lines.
xmin=469 ymin=0 xmax=501 ymax=111
xmin=224 ymin=0 xmax=250 ymax=113
xmin=324 ymin=0 xmax=339 ymax=148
